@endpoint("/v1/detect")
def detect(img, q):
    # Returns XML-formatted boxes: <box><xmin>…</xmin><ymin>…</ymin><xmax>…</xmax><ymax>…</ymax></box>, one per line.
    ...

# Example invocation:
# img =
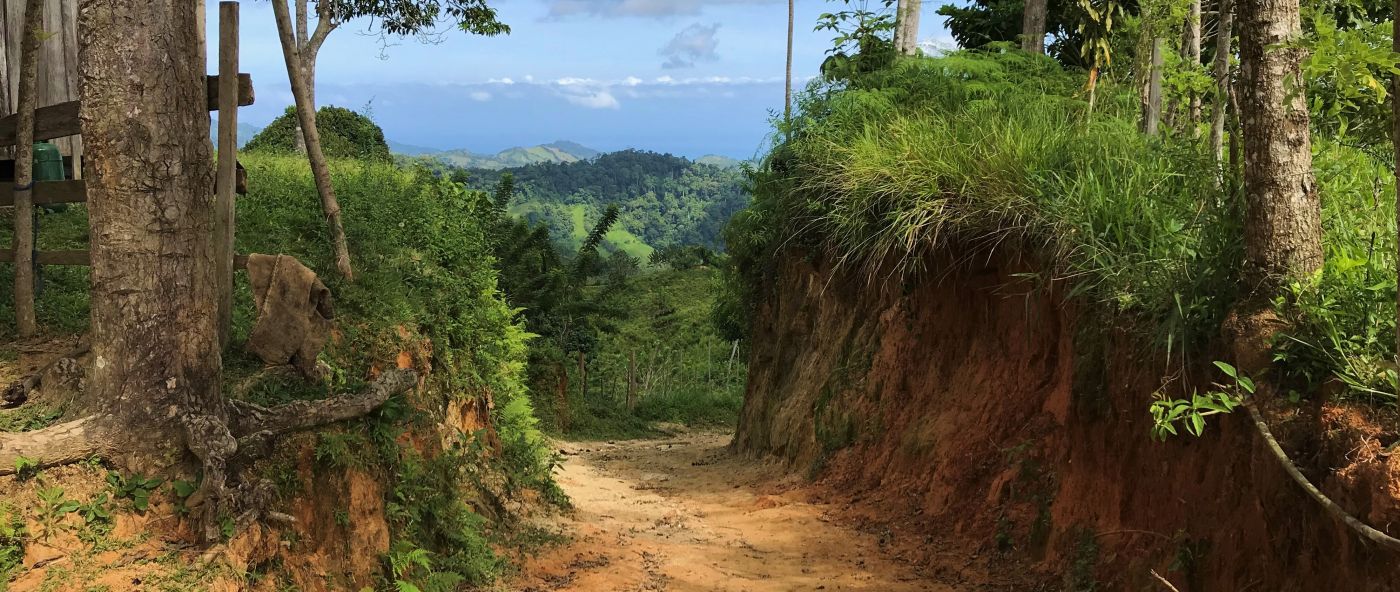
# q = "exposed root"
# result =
<box><xmin>1245</xmin><ymin>398</ymin><xmax>1400</xmax><ymax>550</ymax></box>
<box><xmin>182</xmin><ymin>368</ymin><xmax>417</xmax><ymax>542</ymax></box>
<box><xmin>1</xmin><ymin>340</ymin><xmax>90</xmax><ymax>409</ymax></box>
<box><xmin>0</xmin><ymin>414</ymin><xmax>108</xmax><ymax>474</ymax></box>
<box><xmin>227</xmin><ymin>368</ymin><xmax>418</xmax><ymax>437</ymax></box>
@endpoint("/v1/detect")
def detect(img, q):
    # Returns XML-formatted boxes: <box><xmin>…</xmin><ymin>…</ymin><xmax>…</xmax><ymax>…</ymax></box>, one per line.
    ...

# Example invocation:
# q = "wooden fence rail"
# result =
<box><xmin>0</xmin><ymin>74</ymin><xmax>252</xmax><ymax>147</ymax></box>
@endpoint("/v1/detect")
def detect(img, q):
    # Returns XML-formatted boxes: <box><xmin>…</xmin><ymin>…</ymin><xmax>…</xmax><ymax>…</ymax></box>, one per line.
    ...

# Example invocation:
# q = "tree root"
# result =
<box><xmin>1</xmin><ymin>340</ymin><xmax>90</xmax><ymax>409</ymax></box>
<box><xmin>1244</xmin><ymin>398</ymin><xmax>1400</xmax><ymax>551</ymax></box>
<box><xmin>1</xmin><ymin>369</ymin><xmax>418</xmax><ymax>545</ymax></box>
<box><xmin>226</xmin><ymin>368</ymin><xmax>417</xmax><ymax>437</ymax></box>
<box><xmin>188</xmin><ymin>368</ymin><xmax>418</xmax><ymax>542</ymax></box>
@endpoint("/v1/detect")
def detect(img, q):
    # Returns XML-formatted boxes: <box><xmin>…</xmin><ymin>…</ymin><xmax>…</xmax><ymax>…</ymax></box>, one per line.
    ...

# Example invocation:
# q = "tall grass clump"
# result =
<box><xmin>730</xmin><ymin>47</ymin><xmax>1399</xmax><ymax>404</ymax></box>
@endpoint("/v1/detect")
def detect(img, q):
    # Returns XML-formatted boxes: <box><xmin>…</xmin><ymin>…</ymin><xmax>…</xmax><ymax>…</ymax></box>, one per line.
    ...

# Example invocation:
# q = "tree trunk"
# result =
<box><xmin>895</xmin><ymin>0</ymin><xmax>922</xmax><ymax>55</ymax></box>
<box><xmin>1236</xmin><ymin>0</ymin><xmax>1322</xmax><ymax>289</ymax></box>
<box><xmin>11</xmin><ymin>0</ymin><xmax>42</xmax><ymax>338</ymax></box>
<box><xmin>1210</xmin><ymin>0</ymin><xmax>1236</xmax><ymax>165</ymax></box>
<box><xmin>80</xmin><ymin>0</ymin><xmax>223</xmax><ymax>459</ymax></box>
<box><xmin>1393</xmin><ymin>0</ymin><xmax>1399</xmax><ymax>371</ymax></box>
<box><xmin>1021</xmin><ymin>0</ymin><xmax>1048</xmax><ymax>54</ymax></box>
<box><xmin>784</xmin><ymin>0</ymin><xmax>793</xmax><ymax>123</ymax></box>
<box><xmin>1144</xmin><ymin>38</ymin><xmax>1165</xmax><ymax>135</ymax></box>
<box><xmin>271</xmin><ymin>0</ymin><xmax>353</xmax><ymax>280</ymax></box>
<box><xmin>1184</xmin><ymin>0</ymin><xmax>1204</xmax><ymax>131</ymax></box>
<box><xmin>0</xmin><ymin>0</ymin><xmax>415</xmax><ymax>539</ymax></box>
<box><xmin>627</xmin><ymin>350</ymin><xmax>637</xmax><ymax>411</ymax></box>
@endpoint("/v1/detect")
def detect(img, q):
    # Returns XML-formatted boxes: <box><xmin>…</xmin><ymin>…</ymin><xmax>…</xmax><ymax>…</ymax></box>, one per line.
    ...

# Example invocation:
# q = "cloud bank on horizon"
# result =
<box><xmin>211</xmin><ymin>0</ymin><xmax>953</xmax><ymax>159</ymax></box>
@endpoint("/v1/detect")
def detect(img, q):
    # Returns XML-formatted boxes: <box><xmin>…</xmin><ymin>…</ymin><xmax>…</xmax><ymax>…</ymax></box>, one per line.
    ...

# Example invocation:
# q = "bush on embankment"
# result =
<box><xmin>728</xmin><ymin>47</ymin><xmax>1399</xmax><ymax>407</ymax></box>
<box><xmin>0</xmin><ymin>153</ymin><xmax>562</xmax><ymax>588</ymax></box>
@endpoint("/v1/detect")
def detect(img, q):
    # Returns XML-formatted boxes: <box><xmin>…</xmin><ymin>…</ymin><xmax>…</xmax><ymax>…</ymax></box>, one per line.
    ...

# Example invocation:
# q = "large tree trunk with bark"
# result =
<box><xmin>1209</xmin><ymin>0</ymin><xmax>1235</xmax><ymax>164</ymax></box>
<box><xmin>1021</xmin><ymin>0</ymin><xmax>1047</xmax><ymax>53</ymax></box>
<box><xmin>0</xmin><ymin>0</ymin><xmax>414</xmax><ymax>544</ymax></box>
<box><xmin>1236</xmin><ymin>0</ymin><xmax>1322</xmax><ymax>290</ymax></box>
<box><xmin>272</xmin><ymin>0</ymin><xmax>351</xmax><ymax>280</ymax></box>
<box><xmin>79</xmin><ymin>0</ymin><xmax>223</xmax><ymax>460</ymax></box>
<box><xmin>894</xmin><ymin>0</ymin><xmax>922</xmax><ymax>55</ymax></box>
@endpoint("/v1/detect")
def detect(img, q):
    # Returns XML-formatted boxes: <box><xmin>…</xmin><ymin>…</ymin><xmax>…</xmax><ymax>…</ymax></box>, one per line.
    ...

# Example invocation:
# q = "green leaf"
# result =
<box><xmin>1188</xmin><ymin>413</ymin><xmax>1206</xmax><ymax>436</ymax></box>
<box><xmin>1213</xmin><ymin>361</ymin><xmax>1238</xmax><ymax>379</ymax></box>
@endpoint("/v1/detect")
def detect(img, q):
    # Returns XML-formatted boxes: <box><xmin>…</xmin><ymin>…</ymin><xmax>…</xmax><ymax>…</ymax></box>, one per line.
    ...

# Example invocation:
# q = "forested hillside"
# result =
<box><xmin>465</xmin><ymin>149</ymin><xmax>748</xmax><ymax>253</ymax></box>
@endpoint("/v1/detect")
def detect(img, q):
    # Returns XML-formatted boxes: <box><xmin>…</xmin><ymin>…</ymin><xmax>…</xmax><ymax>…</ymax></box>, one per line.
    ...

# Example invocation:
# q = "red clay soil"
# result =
<box><xmin>734</xmin><ymin>252</ymin><xmax>1400</xmax><ymax>591</ymax></box>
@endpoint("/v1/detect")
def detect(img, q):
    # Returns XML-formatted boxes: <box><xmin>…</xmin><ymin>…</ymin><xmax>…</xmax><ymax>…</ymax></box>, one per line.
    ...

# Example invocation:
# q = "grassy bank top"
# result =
<box><xmin>729</xmin><ymin>48</ymin><xmax>1398</xmax><ymax>405</ymax></box>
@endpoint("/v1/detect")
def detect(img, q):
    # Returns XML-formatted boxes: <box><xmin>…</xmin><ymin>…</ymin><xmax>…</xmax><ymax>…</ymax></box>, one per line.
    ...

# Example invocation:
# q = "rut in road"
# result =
<box><xmin>509</xmin><ymin>431</ymin><xmax>953</xmax><ymax>592</ymax></box>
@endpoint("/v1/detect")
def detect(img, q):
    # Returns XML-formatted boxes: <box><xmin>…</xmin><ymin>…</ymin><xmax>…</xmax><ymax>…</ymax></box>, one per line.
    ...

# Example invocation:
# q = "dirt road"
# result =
<box><xmin>508</xmin><ymin>430</ymin><xmax>952</xmax><ymax>592</ymax></box>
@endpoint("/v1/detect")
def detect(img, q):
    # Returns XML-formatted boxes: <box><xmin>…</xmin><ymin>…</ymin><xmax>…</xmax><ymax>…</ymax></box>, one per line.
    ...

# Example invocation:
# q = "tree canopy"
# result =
<box><xmin>245</xmin><ymin>106</ymin><xmax>393</xmax><ymax>162</ymax></box>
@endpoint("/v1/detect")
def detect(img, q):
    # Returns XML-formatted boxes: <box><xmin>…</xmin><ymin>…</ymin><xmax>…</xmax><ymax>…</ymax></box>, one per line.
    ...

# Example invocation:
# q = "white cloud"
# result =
<box><xmin>562</xmin><ymin>89</ymin><xmax>620</xmax><ymax>109</ymax></box>
<box><xmin>660</xmin><ymin>22</ymin><xmax>721</xmax><ymax>69</ymax></box>
<box><xmin>469</xmin><ymin>91</ymin><xmax>492</xmax><ymax>102</ymax></box>
<box><xmin>488</xmin><ymin>77</ymin><xmax>515</xmax><ymax>85</ymax></box>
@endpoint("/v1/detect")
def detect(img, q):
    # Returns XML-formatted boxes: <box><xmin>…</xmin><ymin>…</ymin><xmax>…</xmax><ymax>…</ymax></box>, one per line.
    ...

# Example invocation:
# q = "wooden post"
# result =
<box><xmin>214</xmin><ymin>1</ymin><xmax>239</xmax><ymax>347</ymax></box>
<box><xmin>12</xmin><ymin>0</ymin><xmax>44</xmax><ymax>338</ymax></box>
<box><xmin>627</xmin><ymin>350</ymin><xmax>637</xmax><ymax>411</ymax></box>
<box><xmin>578</xmin><ymin>350</ymin><xmax>587</xmax><ymax>401</ymax></box>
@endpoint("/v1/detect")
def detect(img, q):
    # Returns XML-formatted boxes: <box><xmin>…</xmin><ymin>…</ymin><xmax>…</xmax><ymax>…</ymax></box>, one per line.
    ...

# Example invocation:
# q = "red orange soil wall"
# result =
<box><xmin>735</xmin><ymin>252</ymin><xmax>1400</xmax><ymax>590</ymax></box>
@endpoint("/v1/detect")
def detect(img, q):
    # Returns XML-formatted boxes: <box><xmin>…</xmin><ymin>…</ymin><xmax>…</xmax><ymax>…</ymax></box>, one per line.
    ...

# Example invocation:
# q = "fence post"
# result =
<box><xmin>627</xmin><ymin>350</ymin><xmax>637</xmax><ymax>411</ymax></box>
<box><xmin>215</xmin><ymin>1</ymin><xmax>239</xmax><ymax>347</ymax></box>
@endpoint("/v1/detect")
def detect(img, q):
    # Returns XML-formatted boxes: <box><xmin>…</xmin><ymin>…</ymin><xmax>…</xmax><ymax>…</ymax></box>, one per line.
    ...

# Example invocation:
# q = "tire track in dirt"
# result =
<box><xmin>508</xmin><ymin>430</ymin><xmax>953</xmax><ymax>592</ymax></box>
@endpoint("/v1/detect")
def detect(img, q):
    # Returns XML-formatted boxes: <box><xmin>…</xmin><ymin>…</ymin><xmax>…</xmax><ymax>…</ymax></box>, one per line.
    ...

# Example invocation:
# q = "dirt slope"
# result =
<box><xmin>509</xmin><ymin>431</ymin><xmax>956</xmax><ymax>592</ymax></box>
<box><xmin>735</xmin><ymin>252</ymin><xmax>1400</xmax><ymax>591</ymax></box>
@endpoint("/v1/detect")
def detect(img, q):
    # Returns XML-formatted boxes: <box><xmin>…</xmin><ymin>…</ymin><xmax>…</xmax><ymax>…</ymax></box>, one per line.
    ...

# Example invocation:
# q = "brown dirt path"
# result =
<box><xmin>506</xmin><ymin>430</ymin><xmax>954</xmax><ymax>592</ymax></box>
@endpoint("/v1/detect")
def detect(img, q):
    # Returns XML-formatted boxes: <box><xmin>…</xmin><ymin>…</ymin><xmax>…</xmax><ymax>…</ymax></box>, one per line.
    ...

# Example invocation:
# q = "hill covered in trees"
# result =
<box><xmin>463</xmin><ymin>149</ymin><xmax>748</xmax><ymax>254</ymax></box>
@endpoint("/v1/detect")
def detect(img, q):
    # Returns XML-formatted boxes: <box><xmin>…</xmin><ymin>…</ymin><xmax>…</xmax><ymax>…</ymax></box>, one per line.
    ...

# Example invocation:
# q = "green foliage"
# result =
<box><xmin>1297</xmin><ymin>7</ymin><xmax>1400</xmax><ymax>147</ymax></box>
<box><xmin>1149</xmin><ymin>362</ymin><xmax>1249</xmax><ymax>440</ymax></box>
<box><xmin>649</xmin><ymin>245</ymin><xmax>720</xmax><ymax>271</ymax></box>
<box><xmin>107</xmin><ymin>472</ymin><xmax>164</xmax><ymax>512</ymax></box>
<box><xmin>13</xmin><ymin>455</ymin><xmax>39</xmax><ymax>481</ymax></box>
<box><xmin>245</xmin><ymin>106</ymin><xmax>393</xmax><ymax>162</ymax></box>
<box><xmin>35</xmin><ymin>484</ymin><xmax>79</xmax><ymax>540</ymax></box>
<box><xmin>463</xmin><ymin>149</ymin><xmax>747</xmax><ymax>253</ymax></box>
<box><xmin>0</xmin><ymin>504</ymin><xmax>24</xmax><ymax>580</ymax></box>
<box><xmin>322</xmin><ymin>0</ymin><xmax>509</xmax><ymax>37</ymax></box>
<box><xmin>730</xmin><ymin>46</ymin><xmax>1400</xmax><ymax>423</ymax></box>
<box><xmin>0</xmin><ymin>403</ymin><xmax>64</xmax><ymax>433</ymax></box>
<box><xmin>816</xmin><ymin>0</ymin><xmax>897</xmax><ymax>82</ymax></box>
<box><xmin>556</xmin><ymin>268</ymin><xmax>747</xmax><ymax>439</ymax></box>
<box><xmin>938</xmin><ymin>0</ymin><xmax>1091</xmax><ymax>67</ymax></box>
<box><xmin>732</xmin><ymin>50</ymin><xmax>1240</xmax><ymax>363</ymax></box>
<box><xmin>1271</xmin><ymin>142</ymin><xmax>1400</xmax><ymax>402</ymax></box>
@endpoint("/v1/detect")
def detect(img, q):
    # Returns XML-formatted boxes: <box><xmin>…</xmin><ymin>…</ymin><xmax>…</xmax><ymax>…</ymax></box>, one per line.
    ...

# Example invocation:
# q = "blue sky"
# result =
<box><xmin>208</xmin><ymin>1</ymin><xmax>952</xmax><ymax>159</ymax></box>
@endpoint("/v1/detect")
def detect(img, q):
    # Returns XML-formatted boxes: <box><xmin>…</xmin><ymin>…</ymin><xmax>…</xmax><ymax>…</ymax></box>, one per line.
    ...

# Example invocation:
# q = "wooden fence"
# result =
<box><xmin>1</xmin><ymin>1</ymin><xmax>252</xmax><ymax>343</ymax></box>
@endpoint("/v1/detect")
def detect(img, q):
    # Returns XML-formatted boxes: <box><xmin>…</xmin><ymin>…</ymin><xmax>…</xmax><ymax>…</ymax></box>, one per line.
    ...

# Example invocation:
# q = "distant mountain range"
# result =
<box><xmin>393</xmin><ymin>140</ymin><xmax>747</xmax><ymax>171</ymax></box>
<box><xmin>210</xmin><ymin>119</ymin><xmax>263</xmax><ymax>148</ymax></box>
<box><xmin>404</xmin><ymin>140</ymin><xmax>601</xmax><ymax>170</ymax></box>
<box><xmin>224</xmin><ymin>120</ymin><xmax>746</xmax><ymax>172</ymax></box>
